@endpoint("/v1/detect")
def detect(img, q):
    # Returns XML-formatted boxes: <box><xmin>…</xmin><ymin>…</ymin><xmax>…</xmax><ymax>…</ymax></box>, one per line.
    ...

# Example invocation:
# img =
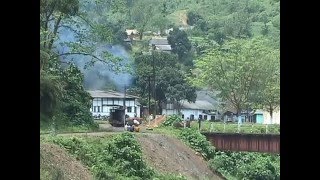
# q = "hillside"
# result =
<box><xmin>40</xmin><ymin>143</ymin><xmax>93</xmax><ymax>180</ymax></box>
<box><xmin>136</xmin><ymin>133</ymin><xmax>224</xmax><ymax>180</ymax></box>
<box><xmin>41</xmin><ymin>132</ymin><xmax>224</xmax><ymax>180</ymax></box>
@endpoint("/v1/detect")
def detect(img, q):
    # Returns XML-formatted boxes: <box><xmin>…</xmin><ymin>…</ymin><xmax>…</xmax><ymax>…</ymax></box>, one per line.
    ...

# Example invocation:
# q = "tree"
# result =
<box><xmin>158</xmin><ymin>67</ymin><xmax>197</xmax><ymax>114</ymax></box>
<box><xmin>40</xmin><ymin>0</ymin><xmax>80</xmax><ymax>50</ymax></box>
<box><xmin>40</xmin><ymin>0</ymin><xmax>127</xmax><ymax>69</ymax></box>
<box><xmin>187</xmin><ymin>11</ymin><xmax>203</xmax><ymax>26</ymax></box>
<box><xmin>191</xmin><ymin>38</ymin><xmax>274</xmax><ymax>120</ymax></box>
<box><xmin>59</xmin><ymin>64</ymin><xmax>94</xmax><ymax>125</ymax></box>
<box><xmin>259</xmin><ymin>51</ymin><xmax>280</xmax><ymax>124</ymax></box>
<box><xmin>133</xmin><ymin>51</ymin><xmax>196</xmax><ymax>114</ymax></box>
<box><xmin>40</xmin><ymin>0</ymin><xmax>127</xmax><ymax>127</ymax></box>
<box><xmin>150</xmin><ymin>14</ymin><xmax>170</xmax><ymax>35</ymax></box>
<box><xmin>167</xmin><ymin>28</ymin><xmax>192</xmax><ymax>64</ymax></box>
<box><xmin>131</xmin><ymin>0</ymin><xmax>157</xmax><ymax>40</ymax></box>
<box><xmin>223</xmin><ymin>11</ymin><xmax>252</xmax><ymax>38</ymax></box>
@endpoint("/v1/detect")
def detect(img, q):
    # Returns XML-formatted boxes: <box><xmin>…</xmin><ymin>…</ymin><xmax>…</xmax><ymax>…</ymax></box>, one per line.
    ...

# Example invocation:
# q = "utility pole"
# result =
<box><xmin>152</xmin><ymin>44</ymin><xmax>156</xmax><ymax>119</ymax></box>
<box><xmin>148</xmin><ymin>76</ymin><xmax>151</xmax><ymax>118</ymax></box>
<box><xmin>123</xmin><ymin>85</ymin><xmax>126</xmax><ymax>129</ymax></box>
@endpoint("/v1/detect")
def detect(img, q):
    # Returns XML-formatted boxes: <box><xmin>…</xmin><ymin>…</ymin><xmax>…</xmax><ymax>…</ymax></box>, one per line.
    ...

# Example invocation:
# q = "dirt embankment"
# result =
<box><xmin>40</xmin><ymin>130</ymin><xmax>224</xmax><ymax>179</ymax></box>
<box><xmin>40</xmin><ymin>143</ymin><xmax>93</xmax><ymax>180</ymax></box>
<box><xmin>136</xmin><ymin>133</ymin><xmax>224</xmax><ymax>180</ymax></box>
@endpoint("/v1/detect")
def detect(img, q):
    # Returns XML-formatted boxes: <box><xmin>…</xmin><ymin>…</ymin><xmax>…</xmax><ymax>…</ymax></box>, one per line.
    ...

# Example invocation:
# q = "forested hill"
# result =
<box><xmin>100</xmin><ymin>0</ymin><xmax>280</xmax><ymax>48</ymax></box>
<box><xmin>40</xmin><ymin>0</ymin><xmax>279</xmax><ymax>128</ymax></box>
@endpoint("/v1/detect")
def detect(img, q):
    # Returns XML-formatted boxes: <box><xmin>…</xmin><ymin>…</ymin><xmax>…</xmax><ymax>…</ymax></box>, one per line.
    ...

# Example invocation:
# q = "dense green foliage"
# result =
<box><xmin>191</xmin><ymin>38</ymin><xmax>279</xmax><ymax>118</ymax></box>
<box><xmin>131</xmin><ymin>52</ymin><xmax>196</xmax><ymax>114</ymax></box>
<box><xmin>190</xmin><ymin>121</ymin><xmax>280</xmax><ymax>134</ymax></box>
<box><xmin>40</xmin><ymin>0</ymin><xmax>128</xmax><ymax>129</ymax></box>
<box><xmin>155</xmin><ymin>125</ymin><xmax>280</xmax><ymax>180</ymax></box>
<box><xmin>44</xmin><ymin>133</ymin><xmax>186</xmax><ymax>179</ymax></box>
<box><xmin>179</xmin><ymin>128</ymin><xmax>215</xmax><ymax>160</ymax></box>
<box><xmin>210</xmin><ymin>151</ymin><xmax>280</xmax><ymax>180</ymax></box>
<box><xmin>162</xmin><ymin>115</ymin><xmax>183</xmax><ymax>127</ymax></box>
<box><xmin>168</xmin><ymin>0</ymin><xmax>279</xmax><ymax>48</ymax></box>
<box><xmin>40</xmin><ymin>50</ymin><xmax>95</xmax><ymax>128</ymax></box>
<box><xmin>167</xmin><ymin>28</ymin><xmax>193</xmax><ymax>66</ymax></box>
<box><xmin>51</xmin><ymin>133</ymin><xmax>154</xmax><ymax>179</ymax></box>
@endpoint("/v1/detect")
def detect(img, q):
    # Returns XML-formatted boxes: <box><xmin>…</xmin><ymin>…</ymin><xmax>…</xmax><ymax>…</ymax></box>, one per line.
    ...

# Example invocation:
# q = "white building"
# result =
<box><xmin>262</xmin><ymin>108</ymin><xmax>280</xmax><ymax>124</ymax></box>
<box><xmin>87</xmin><ymin>90</ymin><xmax>141</xmax><ymax>118</ymax></box>
<box><xmin>162</xmin><ymin>100</ymin><xmax>217</xmax><ymax>121</ymax></box>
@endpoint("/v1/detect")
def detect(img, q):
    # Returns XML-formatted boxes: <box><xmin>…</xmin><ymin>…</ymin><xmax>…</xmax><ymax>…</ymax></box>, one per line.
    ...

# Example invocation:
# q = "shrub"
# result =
<box><xmin>179</xmin><ymin>128</ymin><xmax>215</xmax><ymax>160</ymax></box>
<box><xmin>209</xmin><ymin>151</ymin><xmax>280</xmax><ymax>180</ymax></box>
<box><xmin>46</xmin><ymin>133</ymin><xmax>155</xmax><ymax>179</ymax></box>
<box><xmin>162</xmin><ymin>115</ymin><xmax>183</xmax><ymax>127</ymax></box>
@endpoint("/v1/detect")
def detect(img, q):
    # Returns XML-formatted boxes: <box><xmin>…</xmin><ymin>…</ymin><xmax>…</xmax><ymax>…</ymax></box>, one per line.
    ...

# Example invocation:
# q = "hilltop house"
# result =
<box><xmin>149</xmin><ymin>37</ymin><xmax>172</xmax><ymax>53</ymax></box>
<box><xmin>161</xmin><ymin>91</ymin><xmax>220</xmax><ymax>120</ymax></box>
<box><xmin>162</xmin><ymin>90</ymin><xmax>280</xmax><ymax>124</ymax></box>
<box><xmin>221</xmin><ymin>108</ymin><xmax>280</xmax><ymax>125</ymax></box>
<box><xmin>124</xmin><ymin>29</ymin><xmax>140</xmax><ymax>44</ymax></box>
<box><xmin>88</xmin><ymin>90</ymin><xmax>141</xmax><ymax>118</ymax></box>
<box><xmin>162</xmin><ymin>100</ymin><xmax>218</xmax><ymax>120</ymax></box>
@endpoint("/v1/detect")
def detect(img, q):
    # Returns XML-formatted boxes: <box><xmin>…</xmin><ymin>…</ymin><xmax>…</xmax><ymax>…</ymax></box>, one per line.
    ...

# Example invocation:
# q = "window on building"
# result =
<box><xmin>134</xmin><ymin>107</ymin><xmax>137</xmax><ymax>113</ymax></box>
<box><xmin>204</xmin><ymin>115</ymin><xmax>207</xmax><ymax>120</ymax></box>
<box><xmin>94</xmin><ymin>106</ymin><xmax>97</xmax><ymax>112</ymax></box>
<box><xmin>182</xmin><ymin>114</ymin><xmax>184</xmax><ymax>119</ymax></box>
<box><xmin>211</xmin><ymin>116</ymin><xmax>215</xmax><ymax>120</ymax></box>
<box><xmin>199</xmin><ymin>115</ymin><xmax>202</xmax><ymax>120</ymax></box>
<box><xmin>190</xmin><ymin>114</ymin><xmax>194</xmax><ymax>120</ymax></box>
<box><xmin>97</xmin><ymin>106</ymin><xmax>100</xmax><ymax>112</ymax></box>
<box><xmin>127</xmin><ymin>106</ymin><xmax>132</xmax><ymax>113</ymax></box>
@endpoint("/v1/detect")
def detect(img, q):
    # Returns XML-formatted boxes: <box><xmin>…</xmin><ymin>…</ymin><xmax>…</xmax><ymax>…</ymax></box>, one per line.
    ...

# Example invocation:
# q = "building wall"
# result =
<box><xmin>162</xmin><ymin>108</ymin><xmax>215</xmax><ymax>120</ymax></box>
<box><xmin>136</xmin><ymin>105</ymin><xmax>141</xmax><ymax>118</ymax></box>
<box><xmin>90</xmin><ymin>97</ymin><xmax>140</xmax><ymax>118</ymax></box>
<box><xmin>256</xmin><ymin>114</ymin><xmax>264</xmax><ymax>124</ymax></box>
<box><xmin>263</xmin><ymin>110</ymin><xmax>280</xmax><ymax>124</ymax></box>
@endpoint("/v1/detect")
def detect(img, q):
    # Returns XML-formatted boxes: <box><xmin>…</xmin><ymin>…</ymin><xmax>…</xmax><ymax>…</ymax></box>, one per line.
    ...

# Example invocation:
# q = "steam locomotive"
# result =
<box><xmin>109</xmin><ymin>106</ymin><xmax>142</xmax><ymax>127</ymax></box>
<box><xmin>109</xmin><ymin>107</ymin><xmax>126</xmax><ymax>127</ymax></box>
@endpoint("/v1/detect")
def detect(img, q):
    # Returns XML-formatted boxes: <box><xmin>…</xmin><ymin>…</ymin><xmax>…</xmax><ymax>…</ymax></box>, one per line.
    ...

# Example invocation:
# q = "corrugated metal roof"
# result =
<box><xmin>149</xmin><ymin>38</ymin><xmax>169</xmax><ymax>45</ymax></box>
<box><xmin>181</xmin><ymin>100</ymin><xmax>215</xmax><ymax>110</ymax></box>
<box><xmin>87</xmin><ymin>90</ymin><xmax>139</xmax><ymax>99</ymax></box>
<box><xmin>155</xmin><ymin>45</ymin><xmax>172</xmax><ymax>51</ymax></box>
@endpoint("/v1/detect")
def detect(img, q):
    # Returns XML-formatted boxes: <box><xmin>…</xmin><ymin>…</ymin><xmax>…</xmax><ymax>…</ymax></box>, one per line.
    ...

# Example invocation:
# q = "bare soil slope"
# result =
<box><xmin>136</xmin><ymin>133</ymin><xmax>224</xmax><ymax>180</ymax></box>
<box><xmin>40</xmin><ymin>143</ymin><xmax>93</xmax><ymax>180</ymax></box>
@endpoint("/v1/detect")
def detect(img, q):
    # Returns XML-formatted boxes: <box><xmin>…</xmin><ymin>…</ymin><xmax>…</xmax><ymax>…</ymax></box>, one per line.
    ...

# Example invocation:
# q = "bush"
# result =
<box><xmin>209</xmin><ymin>151</ymin><xmax>280</xmax><ymax>180</ymax></box>
<box><xmin>46</xmin><ymin>133</ymin><xmax>155</xmax><ymax>179</ymax></box>
<box><xmin>179</xmin><ymin>128</ymin><xmax>215</xmax><ymax>160</ymax></box>
<box><xmin>162</xmin><ymin>115</ymin><xmax>183</xmax><ymax>127</ymax></box>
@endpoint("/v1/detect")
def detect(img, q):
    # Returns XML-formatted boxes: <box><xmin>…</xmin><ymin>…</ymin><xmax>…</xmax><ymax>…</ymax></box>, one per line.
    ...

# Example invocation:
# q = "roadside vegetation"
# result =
<box><xmin>41</xmin><ymin>133</ymin><xmax>187</xmax><ymax>180</ymax></box>
<box><xmin>154</xmin><ymin>115</ymin><xmax>280</xmax><ymax>180</ymax></box>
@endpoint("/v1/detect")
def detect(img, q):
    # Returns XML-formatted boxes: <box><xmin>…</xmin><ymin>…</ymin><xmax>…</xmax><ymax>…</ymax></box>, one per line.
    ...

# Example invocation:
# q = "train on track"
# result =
<box><xmin>109</xmin><ymin>106</ymin><xmax>142</xmax><ymax>127</ymax></box>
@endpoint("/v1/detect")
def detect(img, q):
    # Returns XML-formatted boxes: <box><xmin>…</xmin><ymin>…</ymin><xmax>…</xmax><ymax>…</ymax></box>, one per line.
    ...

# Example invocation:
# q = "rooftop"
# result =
<box><xmin>87</xmin><ymin>90</ymin><xmax>139</xmax><ymax>99</ymax></box>
<box><xmin>149</xmin><ymin>38</ymin><xmax>169</xmax><ymax>46</ymax></box>
<box><xmin>155</xmin><ymin>44</ymin><xmax>172</xmax><ymax>51</ymax></box>
<box><xmin>181</xmin><ymin>100</ymin><xmax>215</xmax><ymax>110</ymax></box>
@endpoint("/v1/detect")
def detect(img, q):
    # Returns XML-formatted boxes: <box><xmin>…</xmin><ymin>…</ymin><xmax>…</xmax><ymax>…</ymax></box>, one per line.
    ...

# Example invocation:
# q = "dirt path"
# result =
<box><xmin>136</xmin><ymin>133</ymin><xmax>224</xmax><ymax>180</ymax></box>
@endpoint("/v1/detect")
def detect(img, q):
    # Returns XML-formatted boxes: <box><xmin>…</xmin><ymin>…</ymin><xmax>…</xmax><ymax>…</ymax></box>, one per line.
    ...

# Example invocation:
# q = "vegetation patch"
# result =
<box><xmin>210</xmin><ymin>151</ymin><xmax>280</xmax><ymax>180</ymax></box>
<box><xmin>43</xmin><ymin>133</ymin><xmax>186</xmax><ymax>180</ymax></box>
